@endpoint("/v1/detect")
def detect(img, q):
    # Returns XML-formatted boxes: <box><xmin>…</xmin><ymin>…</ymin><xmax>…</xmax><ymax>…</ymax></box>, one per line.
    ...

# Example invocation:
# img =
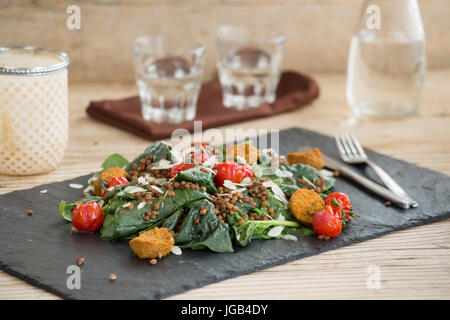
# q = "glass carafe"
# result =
<box><xmin>347</xmin><ymin>0</ymin><xmax>426</xmax><ymax>118</ymax></box>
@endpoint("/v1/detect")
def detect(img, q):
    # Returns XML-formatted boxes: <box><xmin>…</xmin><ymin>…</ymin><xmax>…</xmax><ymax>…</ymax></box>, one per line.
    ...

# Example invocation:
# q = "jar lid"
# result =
<box><xmin>0</xmin><ymin>46</ymin><xmax>70</xmax><ymax>76</ymax></box>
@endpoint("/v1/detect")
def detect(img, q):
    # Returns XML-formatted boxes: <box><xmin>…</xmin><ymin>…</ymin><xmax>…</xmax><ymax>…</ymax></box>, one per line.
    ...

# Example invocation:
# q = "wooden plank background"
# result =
<box><xmin>0</xmin><ymin>0</ymin><xmax>449</xmax><ymax>83</ymax></box>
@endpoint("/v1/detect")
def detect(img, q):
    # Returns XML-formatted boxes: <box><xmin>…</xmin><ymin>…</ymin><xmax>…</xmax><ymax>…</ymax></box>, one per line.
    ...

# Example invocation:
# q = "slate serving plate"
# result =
<box><xmin>0</xmin><ymin>127</ymin><xmax>449</xmax><ymax>300</ymax></box>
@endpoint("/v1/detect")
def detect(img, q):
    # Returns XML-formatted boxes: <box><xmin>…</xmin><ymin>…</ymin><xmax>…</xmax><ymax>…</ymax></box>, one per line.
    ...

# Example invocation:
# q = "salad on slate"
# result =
<box><xmin>60</xmin><ymin>141</ymin><xmax>356</xmax><ymax>262</ymax></box>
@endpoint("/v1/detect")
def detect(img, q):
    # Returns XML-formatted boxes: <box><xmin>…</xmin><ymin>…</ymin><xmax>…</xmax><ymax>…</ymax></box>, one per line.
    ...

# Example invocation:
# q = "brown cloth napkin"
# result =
<box><xmin>86</xmin><ymin>71</ymin><xmax>319</xmax><ymax>140</ymax></box>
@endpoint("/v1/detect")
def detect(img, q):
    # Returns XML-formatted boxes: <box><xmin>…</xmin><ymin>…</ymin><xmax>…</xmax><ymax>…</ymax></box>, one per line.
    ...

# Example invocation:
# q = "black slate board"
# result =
<box><xmin>0</xmin><ymin>127</ymin><xmax>449</xmax><ymax>300</ymax></box>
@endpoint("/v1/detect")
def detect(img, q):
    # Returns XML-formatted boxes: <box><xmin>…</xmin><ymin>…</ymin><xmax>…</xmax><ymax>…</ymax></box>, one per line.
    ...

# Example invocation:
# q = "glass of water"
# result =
<box><xmin>133</xmin><ymin>36</ymin><xmax>205</xmax><ymax>123</ymax></box>
<box><xmin>346</xmin><ymin>0</ymin><xmax>426</xmax><ymax>118</ymax></box>
<box><xmin>215</xmin><ymin>25</ymin><xmax>285</xmax><ymax>110</ymax></box>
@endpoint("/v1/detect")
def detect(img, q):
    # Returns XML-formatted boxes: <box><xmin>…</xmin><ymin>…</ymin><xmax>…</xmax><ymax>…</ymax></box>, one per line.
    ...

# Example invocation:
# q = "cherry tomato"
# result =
<box><xmin>213</xmin><ymin>160</ymin><xmax>254</xmax><ymax>186</ymax></box>
<box><xmin>312</xmin><ymin>206</ymin><xmax>342</xmax><ymax>238</ymax></box>
<box><xmin>325</xmin><ymin>192</ymin><xmax>352</xmax><ymax>220</ymax></box>
<box><xmin>101</xmin><ymin>176</ymin><xmax>129</xmax><ymax>197</ymax></box>
<box><xmin>170</xmin><ymin>162</ymin><xmax>195</xmax><ymax>178</ymax></box>
<box><xmin>72</xmin><ymin>202</ymin><xmax>105</xmax><ymax>232</ymax></box>
<box><xmin>188</xmin><ymin>152</ymin><xmax>209</xmax><ymax>165</ymax></box>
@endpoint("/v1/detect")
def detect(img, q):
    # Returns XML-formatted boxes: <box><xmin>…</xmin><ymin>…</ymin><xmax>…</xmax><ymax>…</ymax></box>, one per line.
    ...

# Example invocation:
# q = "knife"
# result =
<box><xmin>297</xmin><ymin>147</ymin><xmax>416</xmax><ymax>209</ymax></box>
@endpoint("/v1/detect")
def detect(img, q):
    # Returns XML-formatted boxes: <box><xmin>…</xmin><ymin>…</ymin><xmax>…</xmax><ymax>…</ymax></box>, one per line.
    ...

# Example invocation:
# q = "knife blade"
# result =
<box><xmin>295</xmin><ymin>146</ymin><xmax>415</xmax><ymax>209</ymax></box>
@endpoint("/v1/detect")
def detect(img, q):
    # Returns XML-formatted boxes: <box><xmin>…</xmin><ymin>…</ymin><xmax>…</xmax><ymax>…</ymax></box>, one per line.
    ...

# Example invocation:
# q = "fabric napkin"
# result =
<box><xmin>86</xmin><ymin>71</ymin><xmax>319</xmax><ymax>140</ymax></box>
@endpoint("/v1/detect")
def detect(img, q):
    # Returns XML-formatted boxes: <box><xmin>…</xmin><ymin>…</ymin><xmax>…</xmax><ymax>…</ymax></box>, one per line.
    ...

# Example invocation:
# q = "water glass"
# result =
<box><xmin>215</xmin><ymin>25</ymin><xmax>285</xmax><ymax>110</ymax></box>
<box><xmin>346</xmin><ymin>0</ymin><xmax>426</xmax><ymax>118</ymax></box>
<box><xmin>133</xmin><ymin>36</ymin><xmax>205</xmax><ymax>123</ymax></box>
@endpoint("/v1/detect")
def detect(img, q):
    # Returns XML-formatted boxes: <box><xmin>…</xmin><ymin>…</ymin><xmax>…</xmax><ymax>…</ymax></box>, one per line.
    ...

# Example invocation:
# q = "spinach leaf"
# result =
<box><xmin>286</xmin><ymin>226</ymin><xmax>316</xmax><ymax>237</ymax></box>
<box><xmin>278</xmin><ymin>183</ymin><xmax>299</xmax><ymax>197</ymax></box>
<box><xmin>101</xmin><ymin>188</ymin><xmax>210</xmax><ymax>240</ymax></box>
<box><xmin>59</xmin><ymin>196</ymin><xmax>103</xmax><ymax>222</ymax></box>
<box><xmin>125</xmin><ymin>141</ymin><xmax>173</xmax><ymax>172</ymax></box>
<box><xmin>280</xmin><ymin>163</ymin><xmax>335</xmax><ymax>191</ymax></box>
<box><xmin>161</xmin><ymin>209</ymin><xmax>184</xmax><ymax>231</ymax></box>
<box><xmin>91</xmin><ymin>153</ymin><xmax>129</xmax><ymax>178</ymax></box>
<box><xmin>101</xmin><ymin>153</ymin><xmax>129</xmax><ymax>171</ymax></box>
<box><xmin>101</xmin><ymin>196</ymin><xmax>132</xmax><ymax>216</ymax></box>
<box><xmin>232</xmin><ymin>220</ymin><xmax>300</xmax><ymax>247</ymax></box>
<box><xmin>174</xmin><ymin>167</ymin><xmax>218</xmax><ymax>194</ymax></box>
<box><xmin>59</xmin><ymin>201</ymin><xmax>72</xmax><ymax>222</ymax></box>
<box><xmin>175</xmin><ymin>199</ymin><xmax>233</xmax><ymax>253</ymax></box>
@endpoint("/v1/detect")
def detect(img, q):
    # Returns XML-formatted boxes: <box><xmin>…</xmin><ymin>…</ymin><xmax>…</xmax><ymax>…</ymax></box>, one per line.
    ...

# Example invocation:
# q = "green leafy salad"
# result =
<box><xmin>60</xmin><ymin>140</ymin><xmax>354</xmax><ymax>261</ymax></box>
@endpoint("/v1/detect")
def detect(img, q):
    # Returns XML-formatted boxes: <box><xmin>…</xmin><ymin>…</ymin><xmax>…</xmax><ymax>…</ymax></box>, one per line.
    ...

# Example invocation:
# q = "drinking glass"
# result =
<box><xmin>0</xmin><ymin>46</ymin><xmax>69</xmax><ymax>175</ymax></box>
<box><xmin>215</xmin><ymin>25</ymin><xmax>285</xmax><ymax>110</ymax></box>
<box><xmin>133</xmin><ymin>36</ymin><xmax>205</xmax><ymax>123</ymax></box>
<box><xmin>347</xmin><ymin>0</ymin><xmax>426</xmax><ymax>118</ymax></box>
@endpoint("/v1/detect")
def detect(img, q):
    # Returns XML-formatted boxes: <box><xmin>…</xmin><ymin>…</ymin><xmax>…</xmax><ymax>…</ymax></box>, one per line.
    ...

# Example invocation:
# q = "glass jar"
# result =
<box><xmin>0</xmin><ymin>47</ymin><xmax>70</xmax><ymax>175</ymax></box>
<box><xmin>346</xmin><ymin>0</ymin><xmax>426</xmax><ymax>118</ymax></box>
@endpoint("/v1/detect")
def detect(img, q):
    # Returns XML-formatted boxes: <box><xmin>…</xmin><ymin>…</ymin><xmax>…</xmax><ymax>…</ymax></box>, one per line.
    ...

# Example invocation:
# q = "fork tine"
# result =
<box><xmin>339</xmin><ymin>134</ymin><xmax>353</xmax><ymax>156</ymax></box>
<box><xmin>344</xmin><ymin>133</ymin><xmax>358</xmax><ymax>155</ymax></box>
<box><xmin>350</xmin><ymin>133</ymin><xmax>366</xmax><ymax>156</ymax></box>
<box><xmin>334</xmin><ymin>134</ymin><xmax>347</xmax><ymax>156</ymax></box>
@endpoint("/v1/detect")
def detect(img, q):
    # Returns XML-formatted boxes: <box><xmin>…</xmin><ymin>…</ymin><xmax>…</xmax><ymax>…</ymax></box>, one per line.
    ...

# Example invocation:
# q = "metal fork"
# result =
<box><xmin>335</xmin><ymin>133</ymin><xmax>418</xmax><ymax>208</ymax></box>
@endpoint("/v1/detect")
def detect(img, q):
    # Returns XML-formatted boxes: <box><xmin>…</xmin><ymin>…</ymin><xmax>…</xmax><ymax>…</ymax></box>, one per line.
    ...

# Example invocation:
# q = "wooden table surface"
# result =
<box><xmin>0</xmin><ymin>71</ymin><xmax>449</xmax><ymax>300</ymax></box>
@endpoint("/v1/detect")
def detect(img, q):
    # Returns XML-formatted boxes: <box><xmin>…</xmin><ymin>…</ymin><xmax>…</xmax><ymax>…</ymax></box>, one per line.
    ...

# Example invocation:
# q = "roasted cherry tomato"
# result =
<box><xmin>170</xmin><ymin>162</ymin><xmax>195</xmax><ymax>178</ymax></box>
<box><xmin>188</xmin><ymin>152</ymin><xmax>209</xmax><ymax>165</ymax></box>
<box><xmin>312</xmin><ymin>206</ymin><xmax>342</xmax><ymax>238</ymax></box>
<box><xmin>101</xmin><ymin>176</ymin><xmax>129</xmax><ymax>197</ymax></box>
<box><xmin>72</xmin><ymin>202</ymin><xmax>105</xmax><ymax>232</ymax></box>
<box><xmin>213</xmin><ymin>160</ymin><xmax>254</xmax><ymax>186</ymax></box>
<box><xmin>325</xmin><ymin>192</ymin><xmax>352</xmax><ymax>220</ymax></box>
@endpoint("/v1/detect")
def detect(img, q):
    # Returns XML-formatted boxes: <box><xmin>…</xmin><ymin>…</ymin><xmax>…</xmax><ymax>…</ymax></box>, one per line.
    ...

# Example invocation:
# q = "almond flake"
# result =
<box><xmin>275</xmin><ymin>168</ymin><xmax>293</xmax><ymax>178</ymax></box>
<box><xmin>282</xmin><ymin>234</ymin><xmax>298</xmax><ymax>241</ymax></box>
<box><xmin>69</xmin><ymin>183</ymin><xmax>84</xmax><ymax>189</ymax></box>
<box><xmin>236</xmin><ymin>156</ymin><xmax>247</xmax><ymax>165</ymax></box>
<box><xmin>83</xmin><ymin>186</ymin><xmax>94</xmax><ymax>194</ymax></box>
<box><xmin>171</xmin><ymin>246</ymin><xmax>182</xmax><ymax>255</ymax></box>
<box><xmin>223</xmin><ymin>180</ymin><xmax>237</xmax><ymax>190</ymax></box>
<box><xmin>123</xmin><ymin>186</ymin><xmax>146</xmax><ymax>194</ymax></box>
<box><xmin>262</xmin><ymin>180</ymin><xmax>288</xmax><ymax>207</ymax></box>
<box><xmin>320</xmin><ymin>169</ymin><xmax>334</xmax><ymax>177</ymax></box>
<box><xmin>137</xmin><ymin>202</ymin><xmax>146</xmax><ymax>210</ymax></box>
<box><xmin>152</xmin><ymin>159</ymin><xmax>173</xmax><ymax>169</ymax></box>
<box><xmin>235</xmin><ymin>177</ymin><xmax>252</xmax><ymax>186</ymax></box>
<box><xmin>150</xmin><ymin>185</ymin><xmax>164</xmax><ymax>194</ymax></box>
<box><xmin>202</xmin><ymin>155</ymin><xmax>216</xmax><ymax>168</ymax></box>
<box><xmin>267</xmin><ymin>225</ymin><xmax>284</xmax><ymax>237</ymax></box>
<box><xmin>40</xmin><ymin>189</ymin><xmax>48</xmax><ymax>194</ymax></box>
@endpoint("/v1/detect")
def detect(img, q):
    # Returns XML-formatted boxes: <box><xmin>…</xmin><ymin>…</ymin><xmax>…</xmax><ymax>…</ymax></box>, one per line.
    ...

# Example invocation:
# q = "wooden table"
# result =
<box><xmin>1</xmin><ymin>71</ymin><xmax>449</xmax><ymax>300</ymax></box>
